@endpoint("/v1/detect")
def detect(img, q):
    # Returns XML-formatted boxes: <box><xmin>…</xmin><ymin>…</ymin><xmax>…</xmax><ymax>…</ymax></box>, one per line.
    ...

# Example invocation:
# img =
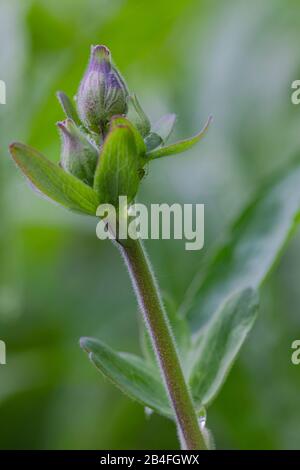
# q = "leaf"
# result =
<box><xmin>127</xmin><ymin>94</ymin><xmax>151</xmax><ymax>137</ymax></box>
<box><xmin>147</xmin><ymin>115</ymin><xmax>212</xmax><ymax>160</ymax></box>
<box><xmin>80</xmin><ymin>337</ymin><xmax>172</xmax><ymax>419</ymax></box>
<box><xmin>184</xmin><ymin>156</ymin><xmax>300</xmax><ymax>332</ymax></box>
<box><xmin>189</xmin><ymin>288</ymin><xmax>259</xmax><ymax>409</ymax></box>
<box><xmin>93</xmin><ymin>121</ymin><xmax>141</xmax><ymax>206</ymax></box>
<box><xmin>10</xmin><ymin>143</ymin><xmax>100</xmax><ymax>215</ymax></box>
<box><xmin>56</xmin><ymin>91</ymin><xmax>81</xmax><ymax>125</ymax></box>
<box><xmin>152</xmin><ymin>113</ymin><xmax>176</xmax><ymax>143</ymax></box>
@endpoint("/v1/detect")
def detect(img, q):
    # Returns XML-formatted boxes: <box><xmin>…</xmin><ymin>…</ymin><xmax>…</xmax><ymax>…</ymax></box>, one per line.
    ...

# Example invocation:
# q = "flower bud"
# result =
<box><xmin>76</xmin><ymin>45</ymin><xmax>129</xmax><ymax>133</ymax></box>
<box><xmin>57</xmin><ymin>118</ymin><xmax>99</xmax><ymax>186</ymax></box>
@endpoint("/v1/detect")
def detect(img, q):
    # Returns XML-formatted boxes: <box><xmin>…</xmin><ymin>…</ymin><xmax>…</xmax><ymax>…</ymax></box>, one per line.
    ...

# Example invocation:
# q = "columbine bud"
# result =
<box><xmin>57</xmin><ymin>118</ymin><xmax>99</xmax><ymax>186</ymax></box>
<box><xmin>76</xmin><ymin>45</ymin><xmax>129</xmax><ymax>133</ymax></box>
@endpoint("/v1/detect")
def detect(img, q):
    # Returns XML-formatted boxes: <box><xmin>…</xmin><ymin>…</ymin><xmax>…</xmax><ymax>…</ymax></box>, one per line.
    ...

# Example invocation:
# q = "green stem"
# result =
<box><xmin>117</xmin><ymin>238</ymin><xmax>207</xmax><ymax>450</ymax></box>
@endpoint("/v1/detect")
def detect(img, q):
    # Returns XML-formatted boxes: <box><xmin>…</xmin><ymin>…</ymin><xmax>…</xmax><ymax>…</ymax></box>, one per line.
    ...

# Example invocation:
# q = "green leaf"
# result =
<box><xmin>127</xmin><ymin>94</ymin><xmax>151</xmax><ymax>137</ymax></box>
<box><xmin>184</xmin><ymin>156</ymin><xmax>300</xmax><ymax>332</ymax></box>
<box><xmin>93</xmin><ymin>121</ymin><xmax>141</xmax><ymax>206</ymax></box>
<box><xmin>147</xmin><ymin>115</ymin><xmax>212</xmax><ymax>160</ymax></box>
<box><xmin>80</xmin><ymin>337</ymin><xmax>172</xmax><ymax>419</ymax></box>
<box><xmin>189</xmin><ymin>288</ymin><xmax>259</xmax><ymax>409</ymax></box>
<box><xmin>10</xmin><ymin>143</ymin><xmax>100</xmax><ymax>215</ymax></box>
<box><xmin>56</xmin><ymin>91</ymin><xmax>81</xmax><ymax>125</ymax></box>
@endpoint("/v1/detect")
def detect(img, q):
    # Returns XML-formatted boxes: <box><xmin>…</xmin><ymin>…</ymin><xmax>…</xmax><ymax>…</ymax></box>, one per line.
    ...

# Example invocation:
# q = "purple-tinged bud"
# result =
<box><xmin>76</xmin><ymin>45</ymin><xmax>129</xmax><ymax>134</ymax></box>
<box><xmin>57</xmin><ymin>118</ymin><xmax>99</xmax><ymax>186</ymax></box>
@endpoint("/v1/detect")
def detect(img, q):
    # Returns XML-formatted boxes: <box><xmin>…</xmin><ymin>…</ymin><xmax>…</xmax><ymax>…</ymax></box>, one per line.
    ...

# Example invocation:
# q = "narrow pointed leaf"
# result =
<box><xmin>80</xmin><ymin>337</ymin><xmax>172</xmax><ymax>418</ymax></box>
<box><xmin>10</xmin><ymin>143</ymin><xmax>99</xmax><ymax>215</ymax></box>
<box><xmin>93</xmin><ymin>122</ymin><xmax>141</xmax><ymax>206</ymax></box>
<box><xmin>189</xmin><ymin>288</ymin><xmax>259</xmax><ymax>409</ymax></box>
<box><xmin>56</xmin><ymin>91</ymin><xmax>81</xmax><ymax>125</ymax></box>
<box><xmin>147</xmin><ymin>115</ymin><xmax>212</xmax><ymax>160</ymax></box>
<box><xmin>184</xmin><ymin>155</ymin><xmax>300</xmax><ymax>333</ymax></box>
<box><xmin>127</xmin><ymin>94</ymin><xmax>151</xmax><ymax>137</ymax></box>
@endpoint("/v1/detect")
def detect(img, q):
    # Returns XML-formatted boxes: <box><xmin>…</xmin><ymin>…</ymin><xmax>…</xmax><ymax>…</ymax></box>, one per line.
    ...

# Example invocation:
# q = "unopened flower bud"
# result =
<box><xmin>57</xmin><ymin>119</ymin><xmax>99</xmax><ymax>186</ymax></box>
<box><xmin>76</xmin><ymin>45</ymin><xmax>129</xmax><ymax>133</ymax></box>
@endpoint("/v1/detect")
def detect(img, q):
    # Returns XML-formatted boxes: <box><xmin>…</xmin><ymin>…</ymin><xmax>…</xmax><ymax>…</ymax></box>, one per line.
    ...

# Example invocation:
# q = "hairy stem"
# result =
<box><xmin>117</xmin><ymin>238</ymin><xmax>207</xmax><ymax>450</ymax></box>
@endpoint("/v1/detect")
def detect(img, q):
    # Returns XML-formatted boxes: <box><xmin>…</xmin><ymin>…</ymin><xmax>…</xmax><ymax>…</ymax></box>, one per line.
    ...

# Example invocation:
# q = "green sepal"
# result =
<box><xmin>127</xmin><ymin>94</ymin><xmax>151</xmax><ymax>138</ymax></box>
<box><xmin>93</xmin><ymin>118</ymin><xmax>143</xmax><ymax>206</ymax></box>
<box><xmin>56</xmin><ymin>91</ymin><xmax>81</xmax><ymax>125</ymax></box>
<box><xmin>147</xmin><ymin>115</ymin><xmax>212</xmax><ymax>160</ymax></box>
<box><xmin>10</xmin><ymin>143</ymin><xmax>100</xmax><ymax>216</ymax></box>
<box><xmin>110</xmin><ymin>115</ymin><xmax>146</xmax><ymax>158</ymax></box>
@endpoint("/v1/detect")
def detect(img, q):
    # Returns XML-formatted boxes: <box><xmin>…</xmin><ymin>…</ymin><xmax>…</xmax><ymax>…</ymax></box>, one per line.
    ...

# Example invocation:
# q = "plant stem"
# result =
<box><xmin>117</xmin><ymin>238</ymin><xmax>207</xmax><ymax>450</ymax></box>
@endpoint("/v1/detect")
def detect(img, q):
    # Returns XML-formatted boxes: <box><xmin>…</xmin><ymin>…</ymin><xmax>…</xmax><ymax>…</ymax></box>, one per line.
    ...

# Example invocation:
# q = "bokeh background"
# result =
<box><xmin>0</xmin><ymin>0</ymin><xmax>300</xmax><ymax>450</ymax></box>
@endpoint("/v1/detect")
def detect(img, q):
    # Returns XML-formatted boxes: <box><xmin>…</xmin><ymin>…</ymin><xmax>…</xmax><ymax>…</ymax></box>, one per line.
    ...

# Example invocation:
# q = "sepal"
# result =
<box><xmin>147</xmin><ymin>115</ymin><xmax>212</xmax><ymax>160</ymax></box>
<box><xmin>9</xmin><ymin>143</ymin><xmax>99</xmax><ymax>215</ymax></box>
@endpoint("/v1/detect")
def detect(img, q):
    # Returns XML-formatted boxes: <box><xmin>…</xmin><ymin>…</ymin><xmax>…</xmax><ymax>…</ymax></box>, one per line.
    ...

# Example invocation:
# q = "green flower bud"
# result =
<box><xmin>57</xmin><ymin>118</ymin><xmax>99</xmax><ymax>186</ymax></box>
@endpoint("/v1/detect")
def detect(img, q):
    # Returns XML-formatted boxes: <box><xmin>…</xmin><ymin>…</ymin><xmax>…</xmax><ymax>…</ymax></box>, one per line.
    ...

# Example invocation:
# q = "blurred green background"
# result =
<box><xmin>0</xmin><ymin>0</ymin><xmax>300</xmax><ymax>450</ymax></box>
